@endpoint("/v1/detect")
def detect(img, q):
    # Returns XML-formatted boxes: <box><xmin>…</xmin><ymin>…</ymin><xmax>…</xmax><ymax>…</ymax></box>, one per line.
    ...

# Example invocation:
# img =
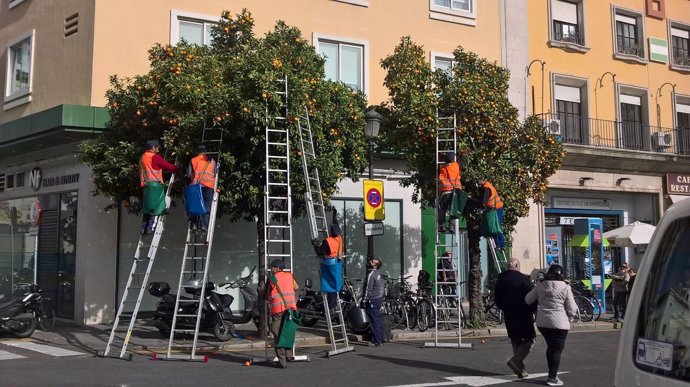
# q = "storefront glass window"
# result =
<box><xmin>0</xmin><ymin>197</ymin><xmax>39</xmax><ymax>298</ymax></box>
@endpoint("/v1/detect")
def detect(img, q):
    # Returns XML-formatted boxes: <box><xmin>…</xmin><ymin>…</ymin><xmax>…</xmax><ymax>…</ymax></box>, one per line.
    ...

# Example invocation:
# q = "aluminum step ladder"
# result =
<box><xmin>101</xmin><ymin>160</ymin><xmax>177</xmax><ymax>360</ymax></box>
<box><xmin>297</xmin><ymin>107</ymin><xmax>353</xmax><ymax>357</ymax></box>
<box><xmin>253</xmin><ymin>76</ymin><xmax>309</xmax><ymax>364</ymax></box>
<box><xmin>487</xmin><ymin>237</ymin><xmax>507</xmax><ymax>275</ymax></box>
<box><xmin>161</xmin><ymin>120</ymin><xmax>224</xmax><ymax>361</ymax></box>
<box><xmin>424</xmin><ymin>112</ymin><xmax>472</xmax><ymax>350</ymax></box>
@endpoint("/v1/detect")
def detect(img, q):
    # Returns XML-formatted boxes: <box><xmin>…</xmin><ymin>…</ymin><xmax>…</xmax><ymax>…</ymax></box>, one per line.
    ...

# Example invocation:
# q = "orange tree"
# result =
<box><xmin>78</xmin><ymin>10</ymin><xmax>368</xmax><ymax>334</ymax></box>
<box><xmin>378</xmin><ymin>37</ymin><xmax>564</xmax><ymax>325</ymax></box>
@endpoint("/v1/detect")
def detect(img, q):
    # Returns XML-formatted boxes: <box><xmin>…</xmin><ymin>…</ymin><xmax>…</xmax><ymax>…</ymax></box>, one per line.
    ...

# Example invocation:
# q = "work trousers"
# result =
<box><xmin>538</xmin><ymin>327</ymin><xmax>569</xmax><ymax>379</ymax></box>
<box><xmin>270</xmin><ymin>313</ymin><xmax>293</xmax><ymax>367</ymax></box>
<box><xmin>437</xmin><ymin>191</ymin><xmax>453</xmax><ymax>228</ymax></box>
<box><xmin>509</xmin><ymin>337</ymin><xmax>535</xmax><ymax>369</ymax></box>
<box><xmin>366</xmin><ymin>298</ymin><xmax>385</xmax><ymax>345</ymax></box>
<box><xmin>327</xmin><ymin>292</ymin><xmax>339</xmax><ymax>313</ymax></box>
<box><xmin>613</xmin><ymin>290</ymin><xmax>628</xmax><ymax>319</ymax></box>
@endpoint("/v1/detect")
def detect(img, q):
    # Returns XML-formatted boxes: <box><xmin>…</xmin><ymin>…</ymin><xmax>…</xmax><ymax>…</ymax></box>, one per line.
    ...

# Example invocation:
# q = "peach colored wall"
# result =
<box><xmin>528</xmin><ymin>0</ymin><xmax>689</xmax><ymax>127</ymax></box>
<box><xmin>91</xmin><ymin>0</ymin><xmax>502</xmax><ymax>107</ymax></box>
<box><xmin>0</xmin><ymin>0</ymin><xmax>95</xmax><ymax>124</ymax></box>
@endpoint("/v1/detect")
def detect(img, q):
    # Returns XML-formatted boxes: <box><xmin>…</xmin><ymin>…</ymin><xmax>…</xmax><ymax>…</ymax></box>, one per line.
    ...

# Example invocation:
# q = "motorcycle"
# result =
<box><xmin>148</xmin><ymin>279</ymin><xmax>235</xmax><ymax>342</ymax></box>
<box><xmin>0</xmin><ymin>283</ymin><xmax>41</xmax><ymax>338</ymax></box>
<box><xmin>215</xmin><ymin>266</ymin><xmax>260</xmax><ymax>327</ymax></box>
<box><xmin>297</xmin><ymin>276</ymin><xmax>369</xmax><ymax>333</ymax></box>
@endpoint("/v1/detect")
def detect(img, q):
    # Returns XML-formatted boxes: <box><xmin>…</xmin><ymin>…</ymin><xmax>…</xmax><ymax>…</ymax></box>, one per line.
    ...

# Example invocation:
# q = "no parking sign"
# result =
<box><xmin>363</xmin><ymin>179</ymin><xmax>385</xmax><ymax>221</ymax></box>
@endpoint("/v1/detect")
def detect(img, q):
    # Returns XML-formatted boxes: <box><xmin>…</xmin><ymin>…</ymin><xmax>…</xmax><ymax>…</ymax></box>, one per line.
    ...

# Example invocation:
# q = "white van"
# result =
<box><xmin>616</xmin><ymin>198</ymin><xmax>690</xmax><ymax>386</ymax></box>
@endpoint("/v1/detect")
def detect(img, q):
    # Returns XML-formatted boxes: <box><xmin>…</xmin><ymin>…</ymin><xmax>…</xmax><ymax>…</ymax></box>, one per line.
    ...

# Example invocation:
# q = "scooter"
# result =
<box><xmin>215</xmin><ymin>266</ymin><xmax>260</xmax><ymax>328</ymax></box>
<box><xmin>0</xmin><ymin>284</ymin><xmax>40</xmax><ymax>338</ymax></box>
<box><xmin>148</xmin><ymin>279</ymin><xmax>235</xmax><ymax>342</ymax></box>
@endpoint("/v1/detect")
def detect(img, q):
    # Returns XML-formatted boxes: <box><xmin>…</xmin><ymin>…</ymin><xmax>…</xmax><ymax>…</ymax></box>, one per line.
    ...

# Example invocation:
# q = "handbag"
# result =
<box><xmin>481</xmin><ymin>208</ymin><xmax>503</xmax><ymax>237</ymax></box>
<box><xmin>449</xmin><ymin>189</ymin><xmax>468</xmax><ymax>219</ymax></box>
<box><xmin>269</xmin><ymin>273</ymin><xmax>302</xmax><ymax>349</ymax></box>
<box><xmin>142</xmin><ymin>182</ymin><xmax>166</xmax><ymax>215</ymax></box>
<box><xmin>184</xmin><ymin>160</ymin><xmax>212</xmax><ymax>217</ymax></box>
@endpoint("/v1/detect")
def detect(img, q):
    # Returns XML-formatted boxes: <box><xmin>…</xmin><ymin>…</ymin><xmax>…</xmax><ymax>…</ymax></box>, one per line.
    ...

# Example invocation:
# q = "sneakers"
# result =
<box><xmin>546</xmin><ymin>377</ymin><xmax>564</xmax><ymax>386</ymax></box>
<box><xmin>506</xmin><ymin>359</ymin><xmax>528</xmax><ymax>378</ymax></box>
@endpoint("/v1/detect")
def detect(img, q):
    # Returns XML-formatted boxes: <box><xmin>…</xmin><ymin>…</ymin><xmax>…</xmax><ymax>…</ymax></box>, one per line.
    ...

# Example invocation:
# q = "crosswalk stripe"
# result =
<box><xmin>3</xmin><ymin>342</ymin><xmax>84</xmax><ymax>357</ymax></box>
<box><xmin>0</xmin><ymin>349</ymin><xmax>26</xmax><ymax>360</ymax></box>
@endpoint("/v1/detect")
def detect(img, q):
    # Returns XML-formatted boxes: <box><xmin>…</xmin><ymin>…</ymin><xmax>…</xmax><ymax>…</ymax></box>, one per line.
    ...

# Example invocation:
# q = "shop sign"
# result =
<box><xmin>552</xmin><ymin>197</ymin><xmax>612</xmax><ymax>210</ymax></box>
<box><xmin>364</xmin><ymin>221</ymin><xmax>384</xmax><ymax>236</ymax></box>
<box><xmin>560</xmin><ymin>217</ymin><xmax>575</xmax><ymax>225</ymax></box>
<box><xmin>29</xmin><ymin>167</ymin><xmax>79</xmax><ymax>192</ymax></box>
<box><xmin>666</xmin><ymin>173</ymin><xmax>690</xmax><ymax>195</ymax></box>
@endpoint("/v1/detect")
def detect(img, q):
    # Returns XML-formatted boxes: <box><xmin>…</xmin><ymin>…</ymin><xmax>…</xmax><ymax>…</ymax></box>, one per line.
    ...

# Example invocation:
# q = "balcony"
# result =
<box><xmin>539</xmin><ymin>113</ymin><xmax>690</xmax><ymax>156</ymax></box>
<box><xmin>617</xmin><ymin>44</ymin><xmax>645</xmax><ymax>58</ymax></box>
<box><xmin>673</xmin><ymin>55</ymin><xmax>690</xmax><ymax>68</ymax></box>
<box><xmin>553</xmin><ymin>32</ymin><xmax>585</xmax><ymax>46</ymax></box>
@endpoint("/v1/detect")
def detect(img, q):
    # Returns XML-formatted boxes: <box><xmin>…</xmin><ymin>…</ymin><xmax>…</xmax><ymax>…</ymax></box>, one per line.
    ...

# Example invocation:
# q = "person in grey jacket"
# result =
<box><xmin>525</xmin><ymin>264</ymin><xmax>577</xmax><ymax>386</ymax></box>
<box><xmin>363</xmin><ymin>258</ymin><xmax>385</xmax><ymax>346</ymax></box>
<box><xmin>611</xmin><ymin>262</ymin><xmax>630</xmax><ymax>322</ymax></box>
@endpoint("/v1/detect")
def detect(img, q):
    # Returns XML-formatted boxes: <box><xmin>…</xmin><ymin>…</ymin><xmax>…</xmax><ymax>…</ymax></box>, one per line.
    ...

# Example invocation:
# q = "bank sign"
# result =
<box><xmin>666</xmin><ymin>173</ymin><xmax>690</xmax><ymax>195</ymax></box>
<box><xmin>29</xmin><ymin>167</ymin><xmax>80</xmax><ymax>192</ymax></box>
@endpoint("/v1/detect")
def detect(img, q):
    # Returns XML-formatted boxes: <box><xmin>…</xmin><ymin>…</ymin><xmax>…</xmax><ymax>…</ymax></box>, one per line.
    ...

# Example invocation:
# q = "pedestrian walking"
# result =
<box><xmin>266</xmin><ymin>259</ymin><xmax>298</xmax><ymax>369</ymax></box>
<box><xmin>186</xmin><ymin>144</ymin><xmax>217</xmax><ymax>232</ymax></box>
<box><xmin>363</xmin><ymin>257</ymin><xmax>385</xmax><ymax>346</ymax></box>
<box><xmin>480</xmin><ymin>177</ymin><xmax>505</xmax><ymax>250</ymax></box>
<box><xmin>611</xmin><ymin>262</ymin><xmax>630</xmax><ymax>322</ymax></box>
<box><xmin>525</xmin><ymin>264</ymin><xmax>577</xmax><ymax>386</ymax></box>
<box><xmin>437</xmin><ymin>152</ymin><xmax>462</xmax><ymax>233</ymax></box>
<box><xmin>313</xmin><ymin>209</ymin><xmax>343</xmax><ymax>313</ymax></box>
<box><xmin>139</xmin><ymin>139</ymin><xmax>177</xmax><ymax>234</ymax></box>
<box><xmin>495</xmin><ymin>258</ymin><xmax>537</xmax><ymax>379</ymax></box>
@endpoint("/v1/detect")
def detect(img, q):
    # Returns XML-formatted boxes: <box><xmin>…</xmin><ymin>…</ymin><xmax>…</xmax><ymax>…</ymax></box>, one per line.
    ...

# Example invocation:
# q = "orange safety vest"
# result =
<box><xmin>483</xmin><ymin>181</ymin><xmax>504</xmax><ymax>209</ymax></box>
<box><xmin>268</xmin><ymin>271</ymin><xmax>297</xmax><ymax>315</ymax></box>
<box><xmin>438</xmin><ymin>162</ymin><xmax>462</xmax><ymax>192</ymax></box>
<box><xmin>191</xmin><ymin>155</ymin><xmax>216</xmax><ymax>189</ymax></box>
<box><xmin>325</xmin><ymin>235</ymin><xmax>343</xmax><ymax>259</ymax></box>
<box><xmin>139</xmin><ymin>151</ymin><xmax>163</xmax><ymax>187</ymax></box>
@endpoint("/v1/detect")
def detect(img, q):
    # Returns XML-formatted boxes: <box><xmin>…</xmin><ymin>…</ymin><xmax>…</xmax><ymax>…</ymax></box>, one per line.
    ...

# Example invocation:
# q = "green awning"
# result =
<box><xmin>568</xmin><ymin>234</ymin><xmax>610</xmax><ymax>247</ymax></box>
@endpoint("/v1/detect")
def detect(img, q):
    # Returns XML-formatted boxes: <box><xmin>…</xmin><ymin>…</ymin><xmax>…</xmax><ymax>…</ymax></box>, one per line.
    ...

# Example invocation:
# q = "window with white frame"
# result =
<box><xmin>3</xmin><ymin>171</ymin><xmax>24</xmax><ymax>190</ymax></box>
<box><xmin>671</xmin><ymin>24</ymin><xmax>690</xmax><ymax>68</ymax></box>
<box><xmin>429</xmin><ymin>0</ymin><xmax>476</xmax><ymax>25</ymax></box>
<box><xmin>553</xmin><ymin>76</ymin><xmax>589</xmax><ymax>144</ymax></box>
<box><xmin>432</xmin><ymin>55</ymin><xmax>454</xmax><ymax>76</ymax></box>
<box><xmin>170</xmin><ymin>10</ymin><xmax>218</xmax><ymax>45</ymax></box>
<box><xmin>677</xmin><ymin>97</ymin><xmax>690</xmax><ymax>155</ymax></box>
<box><xmin>4</xmin><ymin>30</ymin><xmax>34</xmax><ymax>108</ymax></box>
<box><xmin>433</xmin><ymin>0</ymin><xmax>471</xmax><ymax>12</ymax></box>
<box><xmin>613</xmin><ymin>9</ymin><xmax>645</xmax><ymax>59</ymax></box>
<box><xmin>551</xmin><ymin>0</ymin><xmax>584</xmax><ymax>45</ymax></box>
<box><xmin>618</xmin><ymin>87</ymin><xmax>649</xmax><ymax>151</ymax></box>
<box><xmin>315</xmin><ymin>35</ymin><xmax>366</xmax><ymax>92</ymax></box>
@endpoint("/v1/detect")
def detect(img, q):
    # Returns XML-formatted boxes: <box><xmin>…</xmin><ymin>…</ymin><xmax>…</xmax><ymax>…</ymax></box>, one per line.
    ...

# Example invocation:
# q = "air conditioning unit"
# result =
<box><xmin>541</xmin><ymin>118</ymin><xmax>562</xmax><ymax>137</ymax></box>
<box><xmin>655</xmin><ymin>132</ymin><xmax>673</xmax><ymax>147</ymax></box>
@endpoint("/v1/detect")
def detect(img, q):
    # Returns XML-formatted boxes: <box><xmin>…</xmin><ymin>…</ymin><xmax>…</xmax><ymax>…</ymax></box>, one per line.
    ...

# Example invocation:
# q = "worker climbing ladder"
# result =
<box><xmin>161</xmin><ymin>119</ymin><xmax>224</xmax><ymax>361</ymax></box>
<box><xmin>424</xmin><ymin>112</ymin><xmax>472</xmax><ymax>350</ymax></box>
<box><xmin>101</xmin><ymin>157</ymin><xmax>177</xmax><ymax>360</ymax></box>
<box><xmin>253</xmin><ymin>76</ymin><xmax>309</xmax><ymax>364</ymax></box>
<box><xmin>297</xmin><ymin>107</ymin><xmax>353</xmax><ymax>357</ymax></box>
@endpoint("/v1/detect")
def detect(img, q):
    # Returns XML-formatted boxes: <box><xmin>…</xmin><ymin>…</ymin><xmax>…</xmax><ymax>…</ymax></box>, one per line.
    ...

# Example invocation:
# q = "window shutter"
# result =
<box><xmin>552</xmin><ymin>0</ymin><xmax>577</xmax><ymax>24</ymax></box>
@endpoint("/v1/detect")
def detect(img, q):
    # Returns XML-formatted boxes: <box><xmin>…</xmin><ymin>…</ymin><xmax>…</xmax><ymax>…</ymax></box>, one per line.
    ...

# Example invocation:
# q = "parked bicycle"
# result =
<box><xmin>570</xmin><ymin>281</ymin><xmax>602</xmax><ymax>322</ymax></box>
<box><xmin>415</xmin><ymin>270</ymin><xmax>467</xmax><ymax>332</ymax></box>
<box><xmin>483</xmin><ymin>286</ymin><xmax>503</xmax><ymax>324</ymax></box>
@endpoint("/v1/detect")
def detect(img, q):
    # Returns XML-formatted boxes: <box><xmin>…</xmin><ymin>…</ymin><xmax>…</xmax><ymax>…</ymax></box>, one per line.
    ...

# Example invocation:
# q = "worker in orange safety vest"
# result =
<box><xmin>481</xmin><ymin>178</ymin><xmax>506</xmax><ymax>250</ymax></box>
<box><xmin>437</xmin><ymin>152</ymin><xmax>463</xmax><ymax>233</ymax></box>
<box><xmin>139</xmin><ymin>139</ymin><xmax>177</xmax><ymax>234</ymax></box>
<box><xmin>313</xmin><ymin>209</ymin><xmax>344</xmax><ymax>313</ymax></box>
<box><xmin>266</xmin><ymin>259</ymin><xmax>298</xmax><ymax>369</ymax></box>
<box><xmin>186</xmin><ymin>144</ymin><xmax>217</xmax><ymax>232</ymax></box>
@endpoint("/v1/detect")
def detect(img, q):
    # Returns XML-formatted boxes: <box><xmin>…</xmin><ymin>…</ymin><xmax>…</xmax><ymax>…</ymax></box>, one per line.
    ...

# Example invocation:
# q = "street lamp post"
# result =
<box><xmin>364</xmin><ymin>109</ymin><xmax>381</xmax><ymax>260</ymax></box>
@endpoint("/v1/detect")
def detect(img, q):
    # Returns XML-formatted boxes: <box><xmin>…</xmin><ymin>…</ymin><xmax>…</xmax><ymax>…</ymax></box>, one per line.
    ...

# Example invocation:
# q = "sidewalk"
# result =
<box><xmin>17</xmin><ymin>313</ymin><xmax>622</xmax><ymax>356</ymax></box>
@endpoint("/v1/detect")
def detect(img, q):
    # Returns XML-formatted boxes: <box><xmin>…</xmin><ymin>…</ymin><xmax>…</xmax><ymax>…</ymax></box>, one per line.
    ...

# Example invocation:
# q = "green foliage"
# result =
<box><xmin>78</xmin><ymin>9</ymin><xmax>368</xmax><ymax>221</ymax></box>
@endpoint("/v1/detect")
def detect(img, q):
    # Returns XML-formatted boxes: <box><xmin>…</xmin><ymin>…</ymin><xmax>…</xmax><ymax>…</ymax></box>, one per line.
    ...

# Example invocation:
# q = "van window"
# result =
<box><xmin>636</xmin><ymin>217</ymin><xmax>690</xmax><ymax>380</ymax></box>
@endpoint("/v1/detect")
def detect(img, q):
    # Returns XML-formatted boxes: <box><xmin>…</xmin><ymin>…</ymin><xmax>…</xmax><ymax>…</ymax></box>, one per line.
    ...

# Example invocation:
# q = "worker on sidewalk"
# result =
<box><xmin>481</xmin><ymin>177</ymin><xmax>506</xmax><ymax>250</ymax></box>
<box><xmin>437</xmin><ymin>152</ymin><xmax>463</xmax><ymax>233</ymax></box>
<box><xmin>266</xmin><ymin>259</ymin><xmax>298</xmax><ymax>369</ymax></box>
<box><xmin>186</xmin><ymin>144</ymin><xmax>217</xmax><ymax>232</ymax></box>
<box><xmin>139</xmin><ymin>139</ymin><xmax>177</xmax><ymax>234</ymax></box>
<box><xmin>313</xmin><ymin>209</ymin><xmax>344</xmax><ymax>314</ymax></box>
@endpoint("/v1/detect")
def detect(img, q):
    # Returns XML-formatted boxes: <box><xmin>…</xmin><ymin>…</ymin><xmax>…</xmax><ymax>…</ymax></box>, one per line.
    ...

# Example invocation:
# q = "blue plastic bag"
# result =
<box><xmin>184</xmin><ymin>184</ymin><xmax>208</xmax><ymax>216</ymax></box>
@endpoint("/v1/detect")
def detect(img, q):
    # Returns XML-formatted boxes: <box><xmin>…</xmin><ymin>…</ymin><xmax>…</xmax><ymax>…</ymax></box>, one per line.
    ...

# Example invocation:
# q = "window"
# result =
<box><xmin>170</xmin><ymin>10</ymin><xmax>218</xmax><ymax>45</ymax></box>
<box><xmin>671</xmin><ymin>25</ymin><xmax>690</xmax><ymax>68</ymax></box>
<box><xmin>431</xmin><ymin>54</ymin><xmax>454</xmax><ymax>76</ymax></box>
<box><xmin>4</xmin><ymin>30</ymin><xmax>34</xmax><ymax>109</ymax></box>
<box><xmin>429</xmin><ymin>0</ymin><xmax>476</xmax><ymax>26</ymax></box>
<box><xmin>553</xmin><ymin>76</ymin><xmax>589</xmax><ymax>145</ymax></box>
<box><xmin>619</xmin><ymin>90</ymin><xmax>649</xmax><ymax>151</ymax></box>
<box><xmin>5</xmin><ymin>174</ymin><xmax>14</xmax><ymax>190</ymax></box>
<box><xmin>677</xmin><ymin>99</ymin><xmax>690</xmax><ymax>155</ymax></box>
<box><xmin>2</xmin><ymin>171</ymin><xmax>24</xmax><ymax>190</ymax></box>
<box><xmin>551</xmin><ymin>0</ymin><xmax>583</xmax><ymax>45</ymax></box>
<box><xmin>613</xmin><ymin>9</ymin><xmax>646</xmax><ymax>60</ymax></box>
<box><xmin>635</xmin><ymin>217</ymin><xmax>690</xmax><ymax>380</ymax></box>
<box><xmin>314</xmin><ymin>34</ymin><xmax>367</xmax><ymax>92</ymax></box>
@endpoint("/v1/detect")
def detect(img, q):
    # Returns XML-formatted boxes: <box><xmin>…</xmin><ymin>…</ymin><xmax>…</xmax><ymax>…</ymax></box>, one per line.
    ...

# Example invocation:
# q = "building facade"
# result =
<box><xmin>0</xmin><ymin>0</ymin><xmax>522</xmax><ymax>324</ymax></box>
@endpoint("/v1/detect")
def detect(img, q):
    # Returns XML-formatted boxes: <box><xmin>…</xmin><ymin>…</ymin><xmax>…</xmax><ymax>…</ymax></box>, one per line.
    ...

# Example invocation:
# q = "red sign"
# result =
<box><xmin>366</xmin><ymin>188</ymin><xmax>382</xmax><ymax>208</ymax></box>
<box><xmin>593</xmin><ymin>229</ymin><xmax>602</xmax><ymax>244</ymax></box>
<box><xmin>549</xmin><ymin>233</ymin><xmax>557</xmax><ymax>241</ymax></box>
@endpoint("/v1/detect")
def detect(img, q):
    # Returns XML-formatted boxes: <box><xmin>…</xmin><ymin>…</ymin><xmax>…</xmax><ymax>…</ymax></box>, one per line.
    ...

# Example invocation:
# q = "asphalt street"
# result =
<box><xmin>0</xmin><ymin>329</ymin><xmax>620</xmax><ymax>386</ymax></box>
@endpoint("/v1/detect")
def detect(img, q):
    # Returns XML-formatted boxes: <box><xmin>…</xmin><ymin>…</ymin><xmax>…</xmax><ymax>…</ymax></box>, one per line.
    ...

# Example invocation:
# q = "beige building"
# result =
<box><xmin>0</xmin><ymin>0</ymin><xmax>528</xmax><ymax>324</ymax></box>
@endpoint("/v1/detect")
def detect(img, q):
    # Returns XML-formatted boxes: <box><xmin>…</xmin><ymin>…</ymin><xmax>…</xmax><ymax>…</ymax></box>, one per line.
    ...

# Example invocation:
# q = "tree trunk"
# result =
<box><xmin>256</xmin><ymin>197</ymin><xmax>267</xmax><ymax>339</ymax></box>
<box><xmin>467</xmin><ymin>219</ymin><xmax>485</xmax><ymax>325</ymax></box>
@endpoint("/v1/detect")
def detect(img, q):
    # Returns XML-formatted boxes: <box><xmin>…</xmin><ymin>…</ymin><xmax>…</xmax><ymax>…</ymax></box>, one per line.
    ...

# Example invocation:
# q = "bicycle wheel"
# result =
<box><xmin>403</xmin><ymin>298</ymin><xmax>417</xmax><ymax>330</ymax></box>
<box><xmin>485</xmin><ymin>302</ymin><xmax>502</xmax><ymax>324</ymax></box>
<box><xmin>574</xmin><ymin>295</ymin><xmax>594</xmax><ymax>322</ymax></box>
<box><xmin>384</xmin><ymin>299</ymin><xmax>407</xmax><ymax>330</ymax></box>
<box><xmin>416</xmin><ymin>299</ymin><xmax>435</xmax><ymax>332</ymax></box>
<box><xmin>591</xmin><ymin>297</ymin><xmax>602</xmax><ymax>321</ymax></box>
<box><xmin>38</xmin><ymin>299</ymin><xmax>55</xmax><ymax>331</ymax></box>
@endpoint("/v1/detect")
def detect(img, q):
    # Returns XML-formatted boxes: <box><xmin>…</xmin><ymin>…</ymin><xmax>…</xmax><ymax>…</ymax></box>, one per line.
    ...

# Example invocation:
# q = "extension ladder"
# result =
<box><xmin>101</xmin><ymin>160</ymin><xmax>177</xmax><ymax>360</ymax></box>
<box><xmin>424</xmin><ymin>111</ymin><xmax>471</xmax><ymax>350</ymax></box>
<box><xmin>161</xmin><ymin>120</ymin><xmax>224</xmax><ymax>361</ymax></box>
<box><xmin>487</xmin><ymin>237</ymin><xmax>507</xmax><ymax>275</ymax></box>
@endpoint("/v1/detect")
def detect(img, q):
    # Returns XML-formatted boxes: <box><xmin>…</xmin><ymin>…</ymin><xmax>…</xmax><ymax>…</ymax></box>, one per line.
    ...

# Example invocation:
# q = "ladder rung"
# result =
<box><xmin>268</xmin><ymin>210</ymin><xmax>288</xmax><ymax>214</ymax></box>
<box><xmin>267</xmin><ymin>182</ymin><xmax>288</xmax><ymax>186</ymax></box>
<box><xmin>172</xmin><ymin>329</ymin><xmax>198</xmax><ymax>333</ymax></box>
<box><xmin>175</xmin><ymin>314</ymin><xmax>198</xmax><ymax>318</ymax></box>
<box><xmin>177</xmin><ymin>299</ymin><xmax>199</xmax><ymax>303</ymax></box>
<box><xmin>267</xmin><ymin>239</ymin><xmax>291</xmax><ymax>243</ymax></box>
<box><xmin>184</xmin><ymin>256</ymin><xmax>206</xmax><ymax>260</ymax></box>
<box><xmin>267</xmin><ymin>253</ymin><xmax>291</xmax><ymax>257</ymax></box>
<box><xmin>267</xmin><ymin>196</ymin><xmax>288</xmax><ymax>200</ymax></box>
<box><xmin>267</xmin><ymin>168</ymin><xmax>288</xmax><ymax>173</ymax></box>
<box><xmin>267</xmin><ymin>225</ymin><xmax>290</xmax><ymax>229</ymax></box>
<box><xmin>267</xmin><ymin>128</ymin><xmax>287</xmax><ymax>133</ymax></box>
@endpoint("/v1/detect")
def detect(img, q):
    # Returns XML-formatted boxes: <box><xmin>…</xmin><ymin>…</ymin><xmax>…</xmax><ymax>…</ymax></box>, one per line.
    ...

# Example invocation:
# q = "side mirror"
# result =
<box><xmin>305</xmin><ymin>278</ymin><xmax>312</xmax><ymax>289</ymax></box>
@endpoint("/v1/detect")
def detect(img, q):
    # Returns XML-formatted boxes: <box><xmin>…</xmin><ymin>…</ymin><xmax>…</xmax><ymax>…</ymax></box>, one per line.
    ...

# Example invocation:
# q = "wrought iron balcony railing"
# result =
<box><xmin>553</xmin><ymin>32</ymin><xmax>585</xmax><ymax>46</ymax></box>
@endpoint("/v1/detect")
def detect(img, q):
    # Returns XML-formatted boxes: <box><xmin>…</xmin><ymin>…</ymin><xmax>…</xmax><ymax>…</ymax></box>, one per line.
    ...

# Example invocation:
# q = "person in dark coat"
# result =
<box><xmin>495</xmin><ymin>258</ymin><xmax>537</xmax><ymax>379</ymax></box>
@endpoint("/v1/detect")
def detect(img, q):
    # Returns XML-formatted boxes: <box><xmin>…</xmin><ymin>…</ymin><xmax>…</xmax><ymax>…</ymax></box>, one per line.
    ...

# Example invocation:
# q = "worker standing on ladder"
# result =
<box><xmin>313</xmin><ymin>210</ymin><xmax>343</xmax><ymax>314</ymax></box>
<box><xmin>481</xmin><ymin>177</ymin><xmax>506</xmax><ymax>250</ymax></box>
<box><xmin>186</xmin><ymin>144</ymin><xmax>217</xmax><ymax>232</ymax></box>
<box><xmin>437</xmin><ymin>152</ymin><xmax>463</xmax><ymax>233</ymax></box>
<box><xmin>139</xmin><ymin>139</ymin><xmax>177</xmax><ymax>234</ymax></box>
<box><xmin>267</xmin><ymin>259</ymin><xmax>298</xmax><ymax>369</ymax></box>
